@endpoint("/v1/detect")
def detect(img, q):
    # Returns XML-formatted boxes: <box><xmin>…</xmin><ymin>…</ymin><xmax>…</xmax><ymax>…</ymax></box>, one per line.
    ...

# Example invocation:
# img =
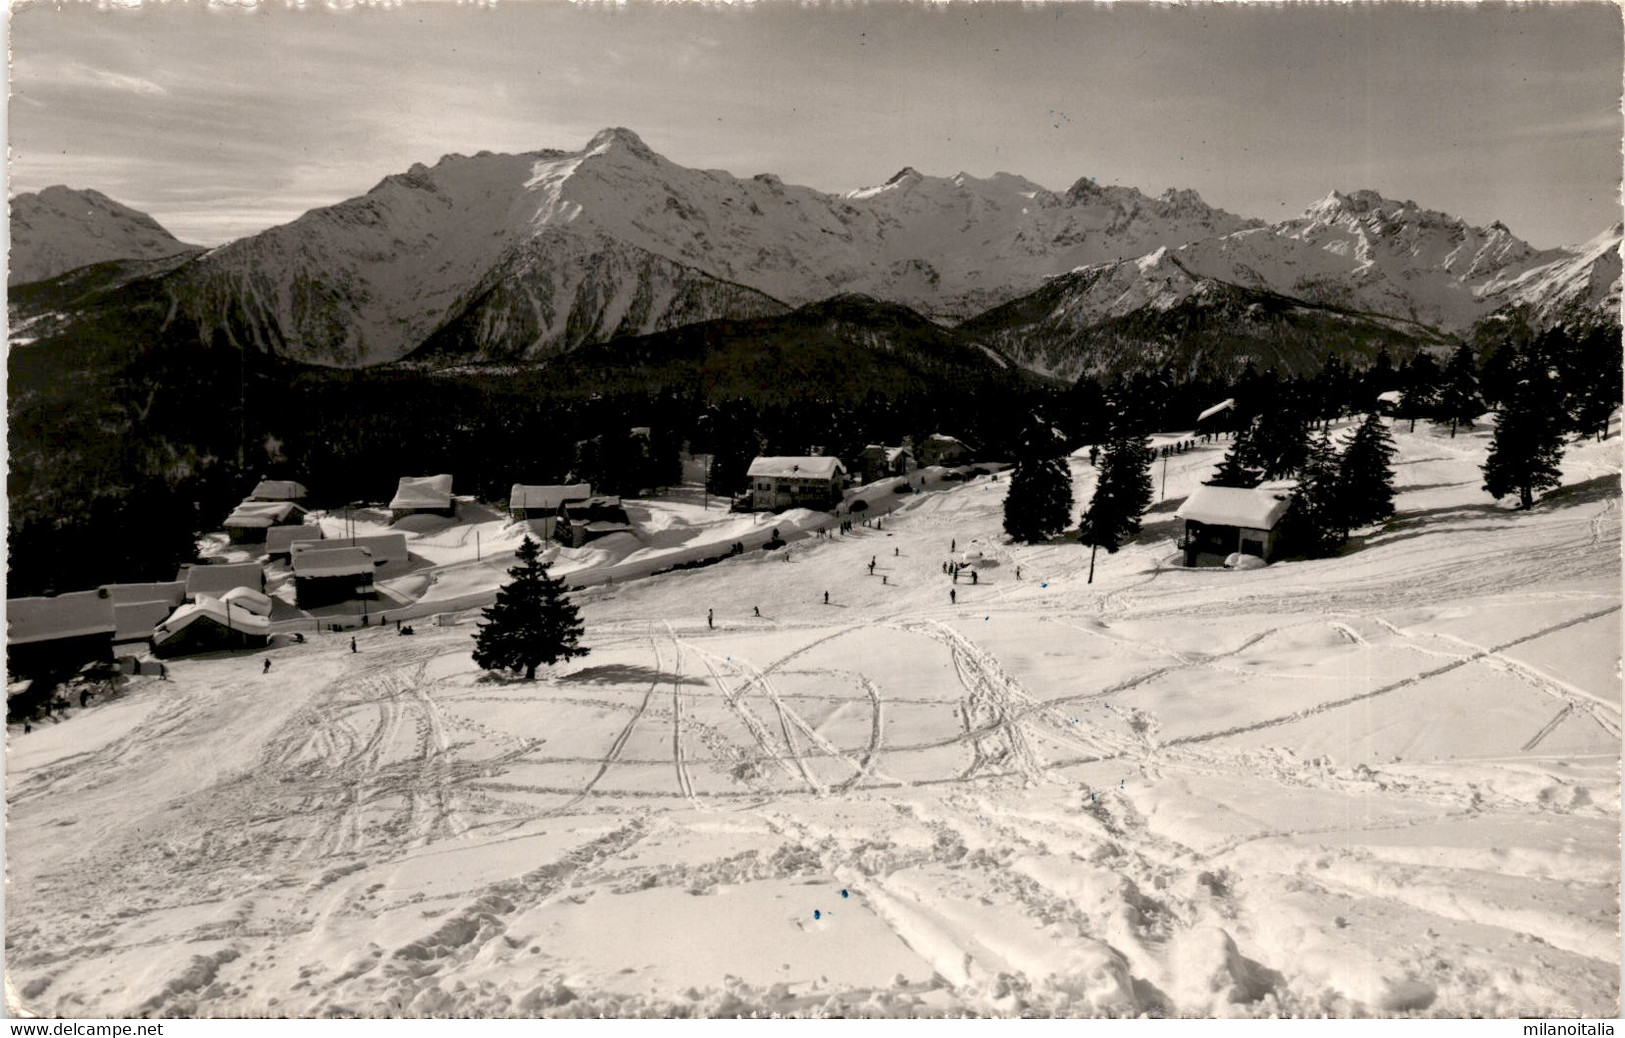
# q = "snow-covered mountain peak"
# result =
<box><xmin>885</xmin><ymin>166</ymin><xmax>925</xmax><ymax>187</ymax></box>
<box><xmin>584</xmin><ymin>126</ymin><xmax>655</xmax><ymax>160</ymax></box>
<box><xmin>9</xmin><ymin>185</ymin><xmax>201</xmax><ymax>285</ymax></box>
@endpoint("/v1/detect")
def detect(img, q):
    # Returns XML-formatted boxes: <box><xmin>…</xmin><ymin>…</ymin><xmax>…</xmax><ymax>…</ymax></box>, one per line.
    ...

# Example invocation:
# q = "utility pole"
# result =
<box><xmin>1161</xmin><ymin>450</ymin><xmax>1169</xmax><ymax>501</ymax></box>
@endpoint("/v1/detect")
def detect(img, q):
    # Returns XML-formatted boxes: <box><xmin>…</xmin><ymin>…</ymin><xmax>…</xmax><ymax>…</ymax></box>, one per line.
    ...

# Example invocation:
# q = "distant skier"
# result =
<box><xmin>951</xmin><ymin>539</ymin><xmax>956</xmax><ymax>552</ymax></box>
<box><xmin>754</xmin><ymin>606</ymin><xmax>761</xmax><ymax>617</ymax></box>
<box><xmin>350</xmin><ymin>637</ymin><xmax>357</xmax><ymax>654</ymax></box>
<box><xmin>263</xmin><ymin>659</ymin><xmax>272</xmax><ymax>674</ymax></box>
<box><xmin>894</xmin><ymin>547</ymin><xmax>899</xmax><ymax>557</ymax></box>
<box><xmin>971</xmin><ymin>570</ymin><xmax>978</xmax><ymax>585</ymax></box>
<box><xmin>1016</xmin><ymin>566</ymin><xmax>1022</xmax><ymax>580</ymax></box>
<box><xmin>882</xmin><ymin>575</ymin><xmax>888</xmax><ymax>585</ymax></box>
<box><xmin>707</xmin><ymin>609</ymin><xmax>714</xmax><ymax>630</ymax></box>
<box><xmin>950</xmin><ymin>588</ymin><xmax>957</xmax><ymax>604</ymax></box>
<box><xmin>824</xmin><ymin>591</ymin><xmax>829</xmax><ymax>605</ymax></box>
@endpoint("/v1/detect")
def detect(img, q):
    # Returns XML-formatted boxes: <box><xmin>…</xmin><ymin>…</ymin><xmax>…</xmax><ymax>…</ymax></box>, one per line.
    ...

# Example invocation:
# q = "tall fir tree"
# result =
<box><xmin>1398</xmin><ymin>352</ymin><xmax>1442</xmax><ymax>433</ymax></box>
<box><xmin>1292</xmin><ymin>428</ymin><xmax>1348</xmax><ymax>558</ymax></box>
<box><xmin>1206</xmin><ymin>421</ymin><xmax>1264</xmax><ymax>488</ymax></box>
<box><xmin>1435</xmin><ymin>343</ymin><xmax>1482</xmax><ymax>438</ymax></box>
<box><xmin>1078</xmin><ymin>433</ymin><xmax>1154</xmax><ymax>583</ymax></box>
<box><xmin>1243</xmin><ymin>395</ymin><xmax>1312</xmax><ymax>479</ymax></box>
<box><xmin>472</xmin><ymin>536</ymin><xmax>589</xmax><ymax>680</ymax></box>
<box><xmin>1003</xmin><ymin>456</ymin><xmax>1074</xmax><ymax>543</ymax></box>
<box><xmin>1337</xmin><ymin>412</ymin><xmax>1398</xmax><ymax>530</ymax></box>
<box><xmin>1482</xmin><ymin>358</ymin><xmax>1567</xmax><ymax>510</ymax></box>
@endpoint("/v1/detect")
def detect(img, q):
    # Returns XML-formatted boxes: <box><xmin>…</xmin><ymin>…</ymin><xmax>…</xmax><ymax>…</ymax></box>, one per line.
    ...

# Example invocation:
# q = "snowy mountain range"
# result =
<box><xmin>8</xmin><ymin>186</ymin><xmax>201</xmax><ymax>287</ymax></box>
<box><xmin>8</xmin><ymin>128</ymin><xmax>1620</xmax><ymax>373</ymax></box>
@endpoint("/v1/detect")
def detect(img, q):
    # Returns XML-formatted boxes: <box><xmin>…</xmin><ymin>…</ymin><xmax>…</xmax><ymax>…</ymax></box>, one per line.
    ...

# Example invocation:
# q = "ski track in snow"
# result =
<box><xmin>7</xmin><ymin>424</ymin><xmax>1619</xmax><ymax>1018</ymax></box>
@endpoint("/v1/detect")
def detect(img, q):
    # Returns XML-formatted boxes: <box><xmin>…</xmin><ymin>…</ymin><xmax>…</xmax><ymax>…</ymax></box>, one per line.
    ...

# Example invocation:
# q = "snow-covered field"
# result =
<box><xmin>7</xmin><ymin>421</ymin><xmax>1619</xmax><ymax>1018</ymax></box>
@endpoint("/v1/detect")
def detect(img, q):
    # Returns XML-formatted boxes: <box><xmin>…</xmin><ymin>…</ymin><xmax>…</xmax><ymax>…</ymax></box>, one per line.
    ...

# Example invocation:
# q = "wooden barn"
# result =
<box><xmin>915</xmin><ymin>434</ymin><xmax>972</xmax><ymax>468</ymax></box>
<box><xmin>1175</xmin><ymin>485</ymin><xmax>1294</xmax><ymax>567</ymax></box>
<box><xmin>389</xmin><ymin>474</ymin><xmax>455</xmax><ymax>522</ymax></box>
<box><xmin>289</xmin><ymin>534</ymin><xmax>409</xmax><ymax>574</ymax></box>
<box><xmin>266</xmin><ymin>524</ymin><xmax>323</xmax><ymax>562</ymax></box>
<box><xmin>6</xmin><ymin>590</ymin><xmax>117</xmax><ymax>678</ymax></box>
<box><xmin>292</xmin><ymin>547</ymin><xmax>377</xmax><ymax>607</ymax></box>
<box><xmin>224</xmin><ymin>500</ymin><xmax>308</xmax><ymax>543</ymax></box>
<box><xmin>180</xmin><ymin>563</ymin><xmax>265</xmax><ymax>602</ymax></box>
<box><xmin>101</xmin><ymin>581</ymin><xmax>186</xmax><ymax>609</ymax></box>
<box><xmin>556</xmin><ymin>497</ymin><xmax>635</xmax><ymax>548</ymax></box>
<box><xmin>1196</xmin><ymin>398</ymin><xmax>1238</xmax><ymax>439</ymax></box>
<box><xmin>249</xmin><ymin>479</ymin><xmax>308</xmax><ymax>502</ymax></box>
<box><xmin>152</xmin><ymin>596</ymin><xmax>271</xmax><ymax>658</ymax></box>
<box><xmin>746</xmin><ymin>457</ymin><xmax>847</xmax><ymax>512</ymax></box>
<box><xmin>510</xmin><ymin>483</ymin><xmax>593</xmax><ymax>539</ymax></box>
<box><xmin>855</xmin><ymin>445</ymin><xmax>915</xmax><ymax>484</ymax></box>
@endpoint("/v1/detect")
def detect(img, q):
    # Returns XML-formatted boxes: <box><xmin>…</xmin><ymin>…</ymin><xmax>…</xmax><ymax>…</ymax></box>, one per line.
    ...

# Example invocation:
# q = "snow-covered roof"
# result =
<box><xmin>100</xmin><ymin>581</ymin><xmax>186</xmax><ymax>607</ymax></box>
<box><xmin>114</xmin><ymin>600</ymin><xmax>176</xmax><ymax>642</ymax></box>
<box><xmin>220</xmin><ymin>586</ymin><xmax>274</xmax><ymax>616</ymax></box>
<box><xmin>183</xmin><ymin>563</ymin><xmax>264</xmax><ymax>599</ymax></box>
<box><xmin>153</xmin><ymin>595</ymin><xmax>271</xmax><ymax>646</ymax></box>
<box><xmin>266</xmin><ymin>525</ymin><xmax>321</xmax><ymax>554</ymax></box>
<box><xmin>251</xmin><ymin>480</ymin><xmax>308</xmax><ymax>501</ymax></box>
<box><xmin>510</xmin><ymin>483</ymin><xmax>593</xmax><ymax>511</ymax></box>
<box><xmin>583</xmin><ymin>521</ymin><xmax>634</xmax><ymax>534</ymax></box>
<box><xmin>389</xmin><ymin>474</ymin><xmax>454</xmax><ymax>510</ymax></box>
<box><xmin>1377</xmin><ymin>390</ymin><xmax>1403</xmax><ymax>404</ymax></box>
<box><xmin>1197</xmin><ymin>398</ymin><xmax>1236</xmax><ymax>422</ymax></box>
<box><xmin>1176</xmin><ymin>485</ymin><xmax>1292</xmax><ymax>531</ymax></box>
<box><xmin>225</xmin><ymin>500</ymin><xmax>302</xmax><ymax>528</ymax></box>
<box><xmin>747</xmin><ymin>456</ymin><xmax>847</xmax><ymax>480</ymax></box>
<box><xmin>290</xmin><ymin>534</ymin><xmax>408</xmax><ymax>566</ymax></box>
<box><xmin>293</xmin><ymin>546</ymin><xmax>377</xmax><ymax>579</ymax></box>
<box><xmin>7</xmin><ymin>591</ymin><xmax>117</xmax><ymax>646</ymax></box>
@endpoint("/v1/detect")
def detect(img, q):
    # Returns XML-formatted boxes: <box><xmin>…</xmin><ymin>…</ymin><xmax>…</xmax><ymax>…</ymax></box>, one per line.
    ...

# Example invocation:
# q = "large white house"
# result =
<box><xmin>745</xmin><ymin>457</ymin><xmax>847</xmax><ymax>512</ymax></box>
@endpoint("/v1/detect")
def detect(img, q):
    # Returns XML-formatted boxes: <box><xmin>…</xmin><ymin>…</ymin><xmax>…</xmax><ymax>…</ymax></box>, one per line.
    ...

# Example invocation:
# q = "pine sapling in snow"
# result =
<box><xmin>1337</xmin><ymin>412</ymin><xmax>1398</xmax><ymax>530</ymax></box>
<box><xmin>472</xmin><ymin>536</ymin><xmax>589</xmax><ymax>680</ymax></box>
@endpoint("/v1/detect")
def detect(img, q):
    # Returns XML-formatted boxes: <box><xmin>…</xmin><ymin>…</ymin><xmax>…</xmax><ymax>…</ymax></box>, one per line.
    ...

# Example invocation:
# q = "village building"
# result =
<box><xmin>855</xmin><ymin>445</ymin><xmax>915</xmax><ymax>484</ymax></box>
<box><xmin>179</xmin><ymin>562</ymin><xmax>266</xmax><ymax>602</ymax></box>
<box><xmin>1196</xmin><ymin>398</ymin><xmax>1238</xmax><ymax>438</ymax></box>
<box><xmin>224</xmin><ymin>499</ymin><xmax>309</xmax><ymax>543</ymax></box>
<box><xmin>221</xmin><ymin>586</ymin><xmax>275</xmax><ymax>618</ymax></box>
<box><xmin>389</xmin><ymin>474</ymin><xmax>456</xmax><ymax>522</ymax></box>
<box><xmin>152</xmin><ymin>595</ymin><xmax>271</xmax><ymax>657</ymax></box>
<box><xmin>1175</xmin><ymin>485</ymin><xmax>1294</xmax><ymax>567</ymax></box>
<box><xmin>288</xmin><ymin>533</ymin><xmax>410</xmax><ymax>573</ymax></box>
<box><xmin>555</xmin><ymin>496</ymin><xmax>635</xmax><ymax>548</ymax></box>
<box><xmin>914</xmin><ymin>434</ymin><xmax>973</xmax><ymax>468</ymax></box>
<box><xmin>101</xmin><ymin>581</ymin><xmax>187</xmax><ymax>609</ymax></box>
<box><xmin>112</xmin><ymin>601</ymin><xmax>180</xmax><ymax>651</ymax></box>
<box><xmin>745</xmin><ymin>457</ymin><xmax>847</xmax><ymax>511</ymax></box>
<box><xmin>510</xmin><ymin>483</ymin><xmax>593</xmax><ymax>539</ymax></box>
<box><xmin>6</xmin><ymin>590</ymin><xmax>118</xmax><ymax>678</ymax></box>
<box><xmin>97</xmin><ymin>582</ymin><xmax>189</xmax><ymax>653</ymax></box>
<box><xmin>249</xmin><ymin>480</ymin><xmax>309</xmax><ymax>502</ymax></box>
<box><xmin>292</xmin><ymin>546</ymin><xmax>377</xmax><ymax>607</ymax></box>
<box><xmin>266</xmin><ymin>525</ymin><xmax>323</xmax><ymax>562</ymax></box>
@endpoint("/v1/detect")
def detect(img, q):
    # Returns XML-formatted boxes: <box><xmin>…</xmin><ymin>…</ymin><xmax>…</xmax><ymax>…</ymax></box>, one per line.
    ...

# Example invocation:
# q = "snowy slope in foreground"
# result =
<box><xmin>7</xmin><ymin>424</ymin><xmax>1620</xmax><ymax>1017</ymax></box>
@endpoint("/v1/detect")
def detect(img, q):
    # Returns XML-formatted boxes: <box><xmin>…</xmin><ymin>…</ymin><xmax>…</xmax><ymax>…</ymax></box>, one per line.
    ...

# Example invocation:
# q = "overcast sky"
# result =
<box><xmin>9</xmin><ymin>1</ymin><xmax>1621</xmax><ymax>249</ymax></box>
